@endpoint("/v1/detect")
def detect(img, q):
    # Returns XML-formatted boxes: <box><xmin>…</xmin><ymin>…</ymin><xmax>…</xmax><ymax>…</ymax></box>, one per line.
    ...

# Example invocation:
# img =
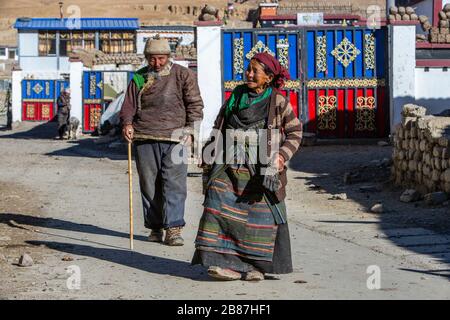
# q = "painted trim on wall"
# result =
<box><xmin>416</xmin><ymin>59</ymin><xmax>450</xmax><ymax>67</ymax></box>
<box><xmin>390</xmin><ymin>20</ymin><xmax>421</xmax><ymax>25</ymax></box>
<box><xmin>416</xmin><ymin>42</ymin><xmax>450</xmax><ymax>48</ymax></box>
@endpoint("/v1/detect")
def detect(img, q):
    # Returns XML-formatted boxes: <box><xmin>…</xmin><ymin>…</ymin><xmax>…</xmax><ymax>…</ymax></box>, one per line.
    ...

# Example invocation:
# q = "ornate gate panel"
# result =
<box><xmin>82</xmin><ymin>70</ymin><xmax>135</xmax><ymax>133</ymax></box>
<box><xmin>222</xmin><ymin>29</ymin><xmax>301</xmax><ymax>117</ymax></box>
<box><xmin>21</xmin><ymin>79</ymin><xmax>56</xmax><ymax>121</ymax></box>
<box><xmin>302</xmin><ymin>27</ymin><xmax>388</xmax><ymax>138</ymax></box>
<box><xmin>82</xmin><ymin>71</ymin><xmax>103</xmax><ymax>133</ymax></box>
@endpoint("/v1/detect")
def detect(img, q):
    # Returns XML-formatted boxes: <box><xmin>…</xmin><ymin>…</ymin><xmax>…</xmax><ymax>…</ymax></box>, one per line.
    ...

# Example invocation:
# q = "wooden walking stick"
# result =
<box><xmin>127</xmin><ymin>142</ymin><xmax>134</xmax><ymax>250</ymax></box>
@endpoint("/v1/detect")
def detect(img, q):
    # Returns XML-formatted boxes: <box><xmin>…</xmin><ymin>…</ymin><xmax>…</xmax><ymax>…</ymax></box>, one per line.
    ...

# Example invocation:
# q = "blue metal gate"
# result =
<box><xmin>222</xmin><ymin>29</ymin><xmax>302</xmax><ymax>117</ymax></box>
<box><xmin>21</xmin><ymin>79</ymin><xmax>69</xmax><ymax>121</ymax></box>
<box><xmin>302</xmin><ymin>27</ymin><xmax>388</xmax><ymax>138</ymax></box>
<box><xmin>82</xmin><ymin>70</ymin><xmax>135</xmax><ymax>133</ymax></box>
<box><xmin>221</xmin><ymin>26</ymin><xmax>389</xmax><ymax>138</ymax></box>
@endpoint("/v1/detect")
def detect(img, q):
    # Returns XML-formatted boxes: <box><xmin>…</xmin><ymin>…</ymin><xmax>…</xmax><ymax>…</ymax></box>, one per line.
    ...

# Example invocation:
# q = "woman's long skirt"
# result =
<box><xmin>192</xmin><ymin>164</ymin><xmax>293</xmax><ymax>274</ymax></box>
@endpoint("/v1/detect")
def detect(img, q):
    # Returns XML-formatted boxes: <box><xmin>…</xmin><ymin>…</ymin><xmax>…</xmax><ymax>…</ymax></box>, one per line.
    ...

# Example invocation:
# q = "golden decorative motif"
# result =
<box><xmin>84</xmin><ymin>99</ymin><xmax>102</xmax><ymax>104</ymax></box>
<box><xmin>223</xmin><ymin>80</ymin><xmax>301</xmax><ymax>90</ymax></box>
<box><xmin>317</xmin><ymin>95</ymin><xmax>337</xmax><ymax>130</ymax></box>
<box><xmin>283</xmin><ymin>80</ymin><xmax>301</xmax><ymax>89</ymax></box>
<box><xmin>245</xmin><ymin>40</ymin><xmax>275</xmax><ymax>60</ymax></box>
<box><xmin>316</xmin><ymin>35</ymin><xmax>327</xmax><ymax>73</ymax></box>
<box><xmin>26</xmin><ymin>104</ymin><xmax>35</xmax><ymax>118</ymax></box>
<box><xmin>89</xmin><ymin>107</ymin><xmax>101</xmax><ymax>129</ymax></box>
<box><xmin>355</xmin><ymin>96</ymin><xmax>376</xmax><ymax>131</ymax></box>
<box><xmin>233</xmin><ymin>38</ymin><xmax>244</xmax><ymax>75</ymax></box>
<box><xmin>41</xmin><ymin>104</ymin><xmax>50</xmax><ymax>118</ymax></box>
<box><xmin>33</xmin><ymin>83</ymin><xmax>44</xmax><ymax>95</ymax></box>
<box><xmin>45</xmin><ymin>81</ymin><xmax>50</xmax><ymax>96</ymax></box>
<box><xmin>97</xmin><ymin>80</ymin><xmax>103</xmax><ymax>91</ymax></box>
<box><xmin>364</xmin><ymin>33</ymin><xmax>375</xmax><ymax>70</ymax></box>
<box><xmin>22</xmin><ymin>99</ymin><xmax>54</xmax><ymax>102</ymax></box>
<box><xmin>331</xmin><ymin>37</ymin><xmax>361</xmax><ymax>68</ymax></box>
<box><xmin>277</xmin><ymin>38</ymin><xmax>289</xmax><ymax>69</ymax></box>
<box><xmin>306</xmin><ymin>78</ymin><xmax>385</xmax><ymax>88</ymax></box>
<box><xmin>89</xmin><ymin>74</ymin><xmax>97</xmax><ymax>96</ymax></box>
<box><xmin>224</xmin><ymin>81</ymin><xmax>245</xmax><ymax>90</ymax></box>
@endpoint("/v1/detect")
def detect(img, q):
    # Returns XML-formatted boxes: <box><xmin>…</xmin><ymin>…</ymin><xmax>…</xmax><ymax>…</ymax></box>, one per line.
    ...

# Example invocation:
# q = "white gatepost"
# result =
<box><xmin>389</xmin><ymin>24</ymin><xmax>416</xmax><ymax>131</ymax></box>
<box><xmin>69</xmin><ymin>59</ymin><xmax>83</xmax><ymax>123</ymax></box>
<box><xmin>195</xmin><ymin>23</ymin><xmax>223</xmax><ymax>143</ymax></box>
<box><xmin>11</xmin><ymin>69</ymin><xmax>23</xmax><ymax>123</ymax></box>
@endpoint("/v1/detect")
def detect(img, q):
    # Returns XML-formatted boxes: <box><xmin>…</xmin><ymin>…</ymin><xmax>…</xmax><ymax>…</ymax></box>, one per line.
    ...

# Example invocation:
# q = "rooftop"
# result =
<box><xmin>13</xmin><ymin>18</ymin><xmax>139</xmax><ymax>31</ymax></box>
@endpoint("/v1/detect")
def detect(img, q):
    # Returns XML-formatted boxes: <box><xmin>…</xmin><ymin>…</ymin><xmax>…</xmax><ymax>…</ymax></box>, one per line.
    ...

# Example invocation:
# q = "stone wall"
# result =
<box><xmin>392</xmin><ymin>104</ymin><xmax>450</xmax><ymax>195</ymax></box>
<box><xmin>277</xmin><ymin>1</ymin><xmax>385</xmax><ymax>18</ymax></box>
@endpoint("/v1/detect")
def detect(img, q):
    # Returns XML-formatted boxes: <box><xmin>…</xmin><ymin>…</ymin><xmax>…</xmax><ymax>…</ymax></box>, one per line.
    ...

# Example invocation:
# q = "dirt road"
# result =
<box><xmin>0</xmin><ymin>120</ymin><xmax>449</xmax><ymax>299</ymax></box>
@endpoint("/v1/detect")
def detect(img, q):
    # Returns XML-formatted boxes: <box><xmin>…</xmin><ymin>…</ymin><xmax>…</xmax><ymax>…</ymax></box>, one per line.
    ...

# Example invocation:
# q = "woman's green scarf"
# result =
<box><xmin>225</xmin><ymin>85</ymin><xmax>272</xmax><ymax>118</ymax></box>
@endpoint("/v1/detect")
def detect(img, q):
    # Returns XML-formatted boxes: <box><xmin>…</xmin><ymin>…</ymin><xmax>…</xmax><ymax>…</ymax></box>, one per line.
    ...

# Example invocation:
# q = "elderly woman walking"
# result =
<box><xmin>192</xmin><ymin>52</ymin><xmax>302</xmax><ymax>281</ymax></box>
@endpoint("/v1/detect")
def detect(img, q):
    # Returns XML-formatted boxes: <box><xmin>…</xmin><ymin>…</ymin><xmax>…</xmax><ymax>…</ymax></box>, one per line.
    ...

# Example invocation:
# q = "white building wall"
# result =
<box><xmin>11</xmin><ymin>70</ymin><xmax>22</xmax><ymax>122</ymax></box>
<box><xmin>18</xmin><ymin>32</ymin><xmax>38</xmax><ymax>57</ymax></box>
<box><xmin>69</xmin><ymin>61</ymin><xmax>83</xmax><ymax>123</ymax></box>
<box><xmin>21</xmin><ymin>71</ymin><xmax>62</xmax><ymax>80</ymax></box>
<box><xmin>59</xmin><ymin>57</ymin><xmax>71</xmax><ymax>73</ymax></box>
<box><xmin>20</xmin><ymin>57</ymin><xmax>58</xmax><ymax>72</ymax></box>
<box><xmin>389</xmin><ymin>25</ymin><xmax>416</xmax><ymax>131</ymax></box>
<box><xmin>196</xmin><ymin>26</ymin><xmax>222</xmax><ymax>143</ymax></box>
<box><xmin>415</xmin><ymin>67</ymin><xmax>450</xmax><ymax>114</ymax></box>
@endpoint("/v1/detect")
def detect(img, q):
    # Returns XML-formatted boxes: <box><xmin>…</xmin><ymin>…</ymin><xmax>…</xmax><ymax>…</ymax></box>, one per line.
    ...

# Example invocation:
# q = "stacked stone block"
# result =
<box><xmin>430</xmin><ymin>4</ymin><xmax>450</xmax><ymax>43</ymax></box>
<box><xmin>392</xmin><ymin>104</ymin><xmax>450</xmax><ymax>195</ymax></box>
<box><xmin>389</xmin><ymin>6</ymin><xmax>419</xmax><ymax>23</ymax></box>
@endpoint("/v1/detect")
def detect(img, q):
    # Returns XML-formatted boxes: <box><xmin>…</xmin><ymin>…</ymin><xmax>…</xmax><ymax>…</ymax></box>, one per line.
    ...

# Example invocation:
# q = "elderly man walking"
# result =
<box><xmin>120</xmin><ymin>37</ymin><xmax>204</xmax><ymax>246</ymax></box>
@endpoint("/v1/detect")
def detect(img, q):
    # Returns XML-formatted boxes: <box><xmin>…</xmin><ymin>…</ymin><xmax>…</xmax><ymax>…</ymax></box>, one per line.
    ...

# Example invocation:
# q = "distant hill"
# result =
<box><xmin>0</xmin><ymin>0</ymin><xmax>385</xmax><ymax>46</ymax></box>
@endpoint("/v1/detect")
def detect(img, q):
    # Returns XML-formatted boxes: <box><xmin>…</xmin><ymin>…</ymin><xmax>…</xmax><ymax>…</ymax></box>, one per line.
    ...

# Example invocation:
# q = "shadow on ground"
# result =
<box><xmin>0</xmin><ymin>121</ymin><xmax>128</xmax><ymax>160</ymax></box>
<box><xmin>0</xmin><ymin>121</ymin><xmax>58</xmax><ymax>140</ymax></box>
<box><xmin>1</xmin><ymin>212</ymin><xmax>209</xmax><ymax>281</ymax></box>
<box><xmin>26</xmin><ymin>240</ymin><xmax>209</xmax><ymax>282</ymax></box>
<box><xmin>0</xmin><ymin>212</ymin><xmax>147</xmax><ymax>243</ymax></box>
<box><xmin>288</xmin><ymin>144</ymin><xmax>450</xmax><ymax>279</ymax></box>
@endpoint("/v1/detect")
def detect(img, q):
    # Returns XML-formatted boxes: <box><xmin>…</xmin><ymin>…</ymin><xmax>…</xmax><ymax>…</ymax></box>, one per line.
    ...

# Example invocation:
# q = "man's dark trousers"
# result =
<box><xmin>134</xmin><ymin>140</ymin><xmax>187</xmax><ymax>230</ymax></box>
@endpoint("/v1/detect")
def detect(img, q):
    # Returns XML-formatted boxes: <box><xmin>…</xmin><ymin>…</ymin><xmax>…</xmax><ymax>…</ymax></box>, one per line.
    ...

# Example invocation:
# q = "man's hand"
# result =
<box><xmin>180</xmin><ymin>134</ymin><xmax>193</xmax><ymax>146</ymax></box>
<box><xmin>122</xmin><ymin>124</ymin><xmax>134</xmax><ymax>143</ymax></box>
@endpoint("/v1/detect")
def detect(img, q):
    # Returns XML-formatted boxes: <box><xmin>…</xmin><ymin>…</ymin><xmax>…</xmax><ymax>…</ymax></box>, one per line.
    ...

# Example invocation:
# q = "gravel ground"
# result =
<box><xmin>0</xmin><ymin>120</ymin><xmax>449</xmax><ymax>300</ymax></box>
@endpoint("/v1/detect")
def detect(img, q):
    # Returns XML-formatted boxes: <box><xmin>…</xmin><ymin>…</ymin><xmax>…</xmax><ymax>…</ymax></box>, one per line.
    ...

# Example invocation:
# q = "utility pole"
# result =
<box><xmin>59</xmin><ymin>2</ymin><xmax>64</xmax><ymax>19</ymax></box>
<box><xmin>6</xmin><ymin>82</ymin><xmax>12</xmax><ymax>129</ymax></box>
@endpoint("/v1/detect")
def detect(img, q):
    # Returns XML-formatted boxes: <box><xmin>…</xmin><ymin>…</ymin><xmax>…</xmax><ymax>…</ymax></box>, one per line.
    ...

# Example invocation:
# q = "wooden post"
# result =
<box><xmin>128</xmin><ymin>142</ymin><xmax>134</xmax><ymax>250</ymax></box>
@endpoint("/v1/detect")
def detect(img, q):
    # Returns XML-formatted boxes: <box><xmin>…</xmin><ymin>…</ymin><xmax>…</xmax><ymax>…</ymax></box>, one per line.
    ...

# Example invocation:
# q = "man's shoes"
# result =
<box><xmin>164</xmin><ymin>227</ymin><xmax>184</xmax><ymax>246</ymax></box>
<box><xmin>148</xmin><ymin>229</ymin><xmax>164</xmax><ymax>242</ymax></box>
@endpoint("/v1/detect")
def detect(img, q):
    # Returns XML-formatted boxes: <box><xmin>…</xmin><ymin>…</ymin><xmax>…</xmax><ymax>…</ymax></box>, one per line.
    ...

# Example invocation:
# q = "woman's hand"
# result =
<box><xmin>122</xmin><ymin>124</ymin><xmax>134</xmax><ymax>143</ymax></box>
<box><xmin>273</xmin><ymin>153</ymin><xmax>285</xmax><ymax>172</ymax></box>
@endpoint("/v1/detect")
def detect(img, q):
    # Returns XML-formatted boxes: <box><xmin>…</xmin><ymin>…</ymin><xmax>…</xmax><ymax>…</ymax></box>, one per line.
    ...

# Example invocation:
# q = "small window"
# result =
<box><xmin>39</xmin><ymin>32</ymin><xmax>56</xmax><ymax>56</ymax></box>
<box><xmin>0</xmin><ymin>48</ymin><xmax>5</xmax><ymax>56</ymax></box>
<box><xmin>8</xmin><ymin>49</ymin><xmax>16</xmax><ymax>59</ymax></box>
<box><xmin>100</xmin><ymin>31</ymin><xmax>136</xmax><ymax>54</ymax></box>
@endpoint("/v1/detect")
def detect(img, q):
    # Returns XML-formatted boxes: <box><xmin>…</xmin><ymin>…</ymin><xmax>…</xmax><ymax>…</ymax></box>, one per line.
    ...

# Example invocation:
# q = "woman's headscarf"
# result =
<box><xmin>252</xmin><ymin>52</ymin><xmax>290</xmax><ymax>89</ymax></box>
